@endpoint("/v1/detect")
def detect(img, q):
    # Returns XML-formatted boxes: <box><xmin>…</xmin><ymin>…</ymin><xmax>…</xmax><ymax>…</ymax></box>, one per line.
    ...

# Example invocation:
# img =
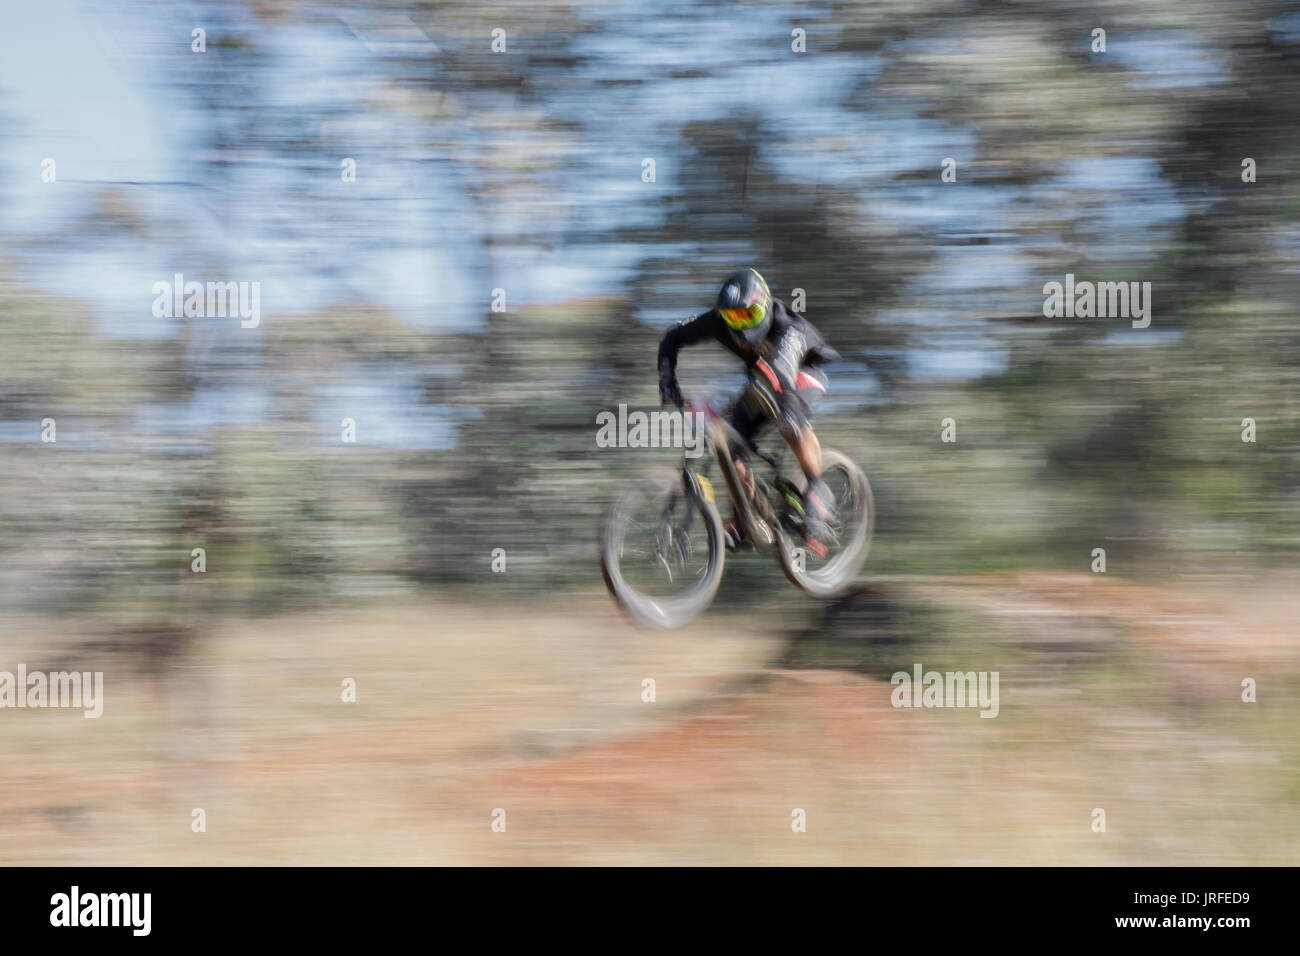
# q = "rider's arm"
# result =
<box><xmin>786</xmin><ymin>309</ymin><xmax>842</xmax><ymax>367</ymax></box>
<box><xmin>657</xmin><ymin>311</ymin><xmax>719</xmax><ymax>404</ymax></box>
<box><xmin>658</xmin><ymin>311</ymin><xmax>718</xmax><ymax>371</ymax></box>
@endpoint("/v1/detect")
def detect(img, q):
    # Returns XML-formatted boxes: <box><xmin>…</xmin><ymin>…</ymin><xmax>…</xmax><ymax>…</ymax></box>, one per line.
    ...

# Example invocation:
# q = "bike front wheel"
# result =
<box><xmin>600</xmin><ymin>469</ymin><xmax>726</xmax><ymax>629</ymax></box>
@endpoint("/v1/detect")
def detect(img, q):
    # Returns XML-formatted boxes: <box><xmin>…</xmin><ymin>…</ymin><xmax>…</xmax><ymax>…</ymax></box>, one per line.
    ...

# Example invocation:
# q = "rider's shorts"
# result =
<box><xmin>729</xmin><ymin>363</ymin><xmax>828</xmax><ymax>452</ymax></box>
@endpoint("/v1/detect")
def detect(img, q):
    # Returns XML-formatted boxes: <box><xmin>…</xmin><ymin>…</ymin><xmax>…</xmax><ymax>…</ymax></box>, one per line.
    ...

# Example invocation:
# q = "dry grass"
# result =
<box><xmin>1</xmin><ymin>576</ymin><xmax>1296</xmax><ymax>865</ymax></box>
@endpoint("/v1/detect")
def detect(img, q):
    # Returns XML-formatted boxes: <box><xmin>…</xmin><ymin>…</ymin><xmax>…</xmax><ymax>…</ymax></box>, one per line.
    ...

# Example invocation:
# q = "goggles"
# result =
<box><xmin>720</xmin><ymin>301</ymin><xmax>767</xmax><ymax>329</ymax></box>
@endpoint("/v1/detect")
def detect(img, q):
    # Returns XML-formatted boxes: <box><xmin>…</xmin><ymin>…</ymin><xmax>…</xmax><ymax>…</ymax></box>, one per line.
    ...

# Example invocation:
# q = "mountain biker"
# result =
<box><xmin>657</xmin><ymin>268</ymin><xmax>842</xmax><ymax>554</ymax></box>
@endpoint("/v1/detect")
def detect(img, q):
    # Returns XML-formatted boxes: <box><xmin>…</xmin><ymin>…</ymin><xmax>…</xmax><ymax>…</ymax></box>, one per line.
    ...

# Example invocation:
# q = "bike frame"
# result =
<box><xmin>681</xmin><ymin>399</ymin><xmax>787</xmax><ymax>550</ymax></box>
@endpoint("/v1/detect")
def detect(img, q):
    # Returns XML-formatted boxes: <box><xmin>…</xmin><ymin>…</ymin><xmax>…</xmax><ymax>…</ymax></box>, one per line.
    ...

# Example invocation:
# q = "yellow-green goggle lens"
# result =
<box><xmin>721</xmin><ymin>303</ymin><xmax>765</xmax><ymax>329</ymax></box>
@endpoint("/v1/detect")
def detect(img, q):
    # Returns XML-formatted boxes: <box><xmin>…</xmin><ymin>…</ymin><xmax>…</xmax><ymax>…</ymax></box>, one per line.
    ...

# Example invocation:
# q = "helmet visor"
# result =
<box><xmin>720</xmin><ymin>302</ymin><xmax>766</xmax><ymax>329</ymax></box>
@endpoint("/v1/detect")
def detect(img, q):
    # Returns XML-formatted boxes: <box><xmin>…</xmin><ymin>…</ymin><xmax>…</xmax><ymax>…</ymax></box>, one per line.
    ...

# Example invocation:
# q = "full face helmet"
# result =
<box><xmin>716</xmin><ymin>268</ymin><xmax>772</xmax><ymax>347</ymax></box>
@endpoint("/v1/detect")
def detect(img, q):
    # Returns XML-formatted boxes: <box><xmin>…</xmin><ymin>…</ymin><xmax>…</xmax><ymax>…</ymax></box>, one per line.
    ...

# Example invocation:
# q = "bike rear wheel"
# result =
<box><xmin>775</xmin><ymin>449</ymin><xmax>874</xmax><ymax>597</ymax></box>
<box><xmin>601</xmin><ymin>469</ymin><xmax>726</xmax><ymax>629</ymax></box>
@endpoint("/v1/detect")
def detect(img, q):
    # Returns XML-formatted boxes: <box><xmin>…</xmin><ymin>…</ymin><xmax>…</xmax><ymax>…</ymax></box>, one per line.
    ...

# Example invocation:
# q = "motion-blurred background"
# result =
<box><xmin>0</xmin><ymin>0</ymin><xmax>1297</xmax><ymax>864</ymax></box>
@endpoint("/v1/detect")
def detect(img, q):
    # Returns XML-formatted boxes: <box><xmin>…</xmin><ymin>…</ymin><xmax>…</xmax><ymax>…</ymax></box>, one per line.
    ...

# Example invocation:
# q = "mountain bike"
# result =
<box><xmin>600</xmin><ymin>391</ymin><xmax>874</xmax><ymax>629</ymax></box>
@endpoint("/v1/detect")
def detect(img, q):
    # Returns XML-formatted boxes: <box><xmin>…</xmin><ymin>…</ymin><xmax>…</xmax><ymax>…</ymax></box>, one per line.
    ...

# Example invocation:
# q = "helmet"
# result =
<box><xmin>715</xmin><ymin>268</ymin><xmax>771</xmax><ymax>345</ymax></box>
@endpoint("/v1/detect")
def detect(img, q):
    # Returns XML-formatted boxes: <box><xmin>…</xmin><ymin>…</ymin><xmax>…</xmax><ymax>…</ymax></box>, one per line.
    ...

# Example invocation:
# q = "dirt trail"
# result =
<box><xmin>1</xmin><ymin>574</ymin><xmax>1296</xmax><ymax>864</ymax></box>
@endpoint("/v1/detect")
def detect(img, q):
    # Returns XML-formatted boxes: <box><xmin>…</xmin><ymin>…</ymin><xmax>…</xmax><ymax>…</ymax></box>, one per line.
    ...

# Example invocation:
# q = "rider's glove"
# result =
<box><xmin>659</xmin><ymin>376</ymin><xmax>684</xmax><ymax>408</ymax></box>
<box><xmin>658</xmin><ymin>360</ymin><xmax>684</xmax><ymax>408</ymax></box>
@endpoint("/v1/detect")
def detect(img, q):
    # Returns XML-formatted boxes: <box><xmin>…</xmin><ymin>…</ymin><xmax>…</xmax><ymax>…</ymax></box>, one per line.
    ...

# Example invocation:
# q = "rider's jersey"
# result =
<box><xmin>657</xmin><ymin>298</ymin><xmax>840</xmax><ymax>394</ymax></box>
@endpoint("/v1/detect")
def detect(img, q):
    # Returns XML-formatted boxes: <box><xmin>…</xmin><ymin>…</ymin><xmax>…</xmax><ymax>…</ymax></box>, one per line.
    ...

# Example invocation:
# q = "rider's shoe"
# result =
<box><xmin>802</xmin><ymin>476</ymin><xmax>837</xmax><ymax>556</ymax></box>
